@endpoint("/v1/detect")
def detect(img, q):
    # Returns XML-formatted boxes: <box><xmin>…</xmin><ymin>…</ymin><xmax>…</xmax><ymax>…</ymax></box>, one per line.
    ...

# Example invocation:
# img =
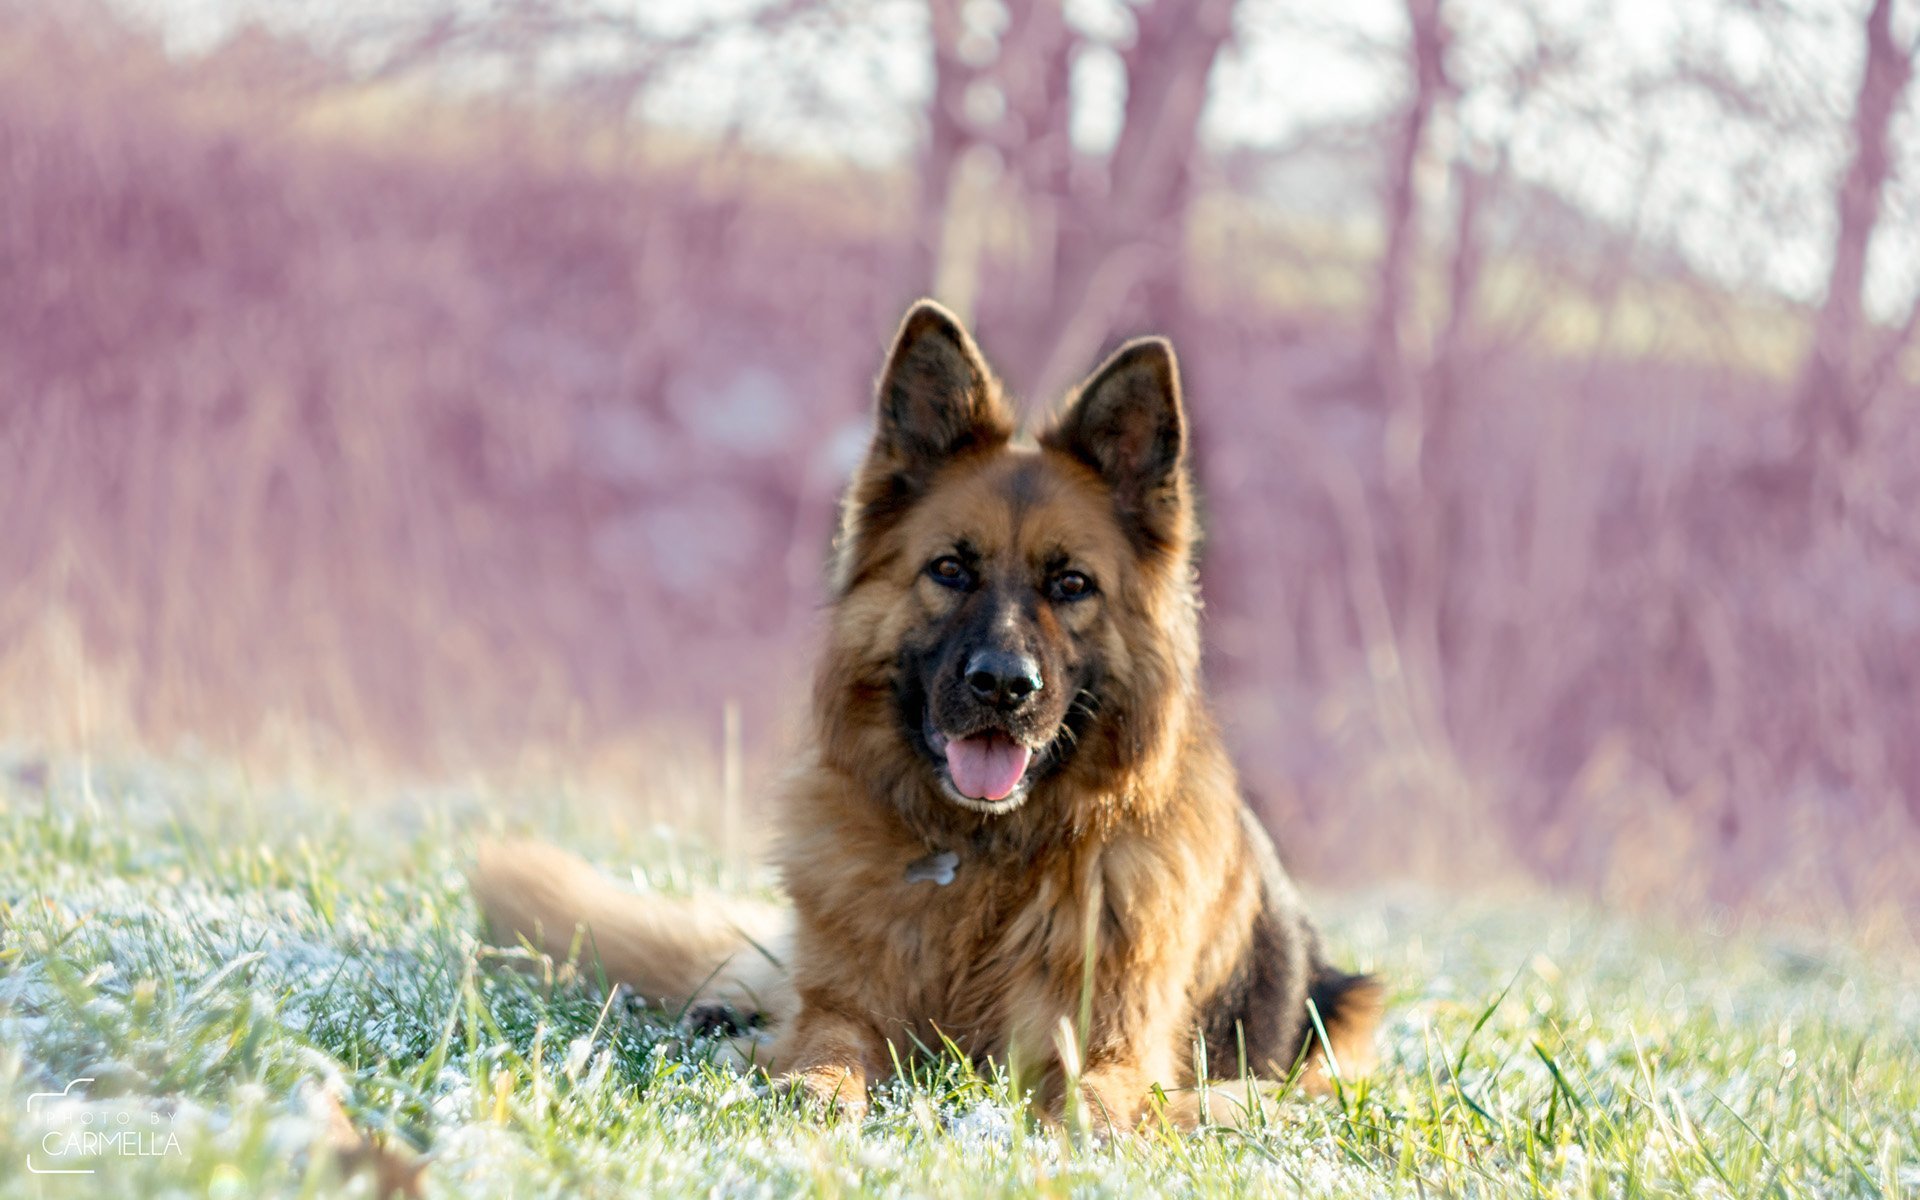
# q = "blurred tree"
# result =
<box><xmin>1372</xmin><ymin>0</ymin><xmax>1453</xmax><ymax>426</ymax></box>
<box><xmin>1351</xmin><ymin>0</ymin><xmax>1458</xmax><ymax>769</ymax></box>
<box><xmin>911</xmin><ymin>0</ymin><xmax>1241</xmax><ymax>402</ymax></box>
<box><xmin>1790</xmin><ymin>0</ymin><xmax>1918</xmax><ymax>514</ymax></box>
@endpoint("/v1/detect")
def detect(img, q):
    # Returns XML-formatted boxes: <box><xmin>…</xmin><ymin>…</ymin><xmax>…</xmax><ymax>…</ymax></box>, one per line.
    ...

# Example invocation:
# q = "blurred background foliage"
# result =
<box><xmin>2</xmin><ymin>0</ymin><xmax>1917</xmax><ymax>922</ymax></box>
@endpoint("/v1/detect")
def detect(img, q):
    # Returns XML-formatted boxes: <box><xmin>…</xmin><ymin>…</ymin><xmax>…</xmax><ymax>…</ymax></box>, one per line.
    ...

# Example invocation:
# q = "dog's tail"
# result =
<box><xmin>468</xmin><ymin>839</ymin><xmax>793</xmax><ymax>1022</ymax></box>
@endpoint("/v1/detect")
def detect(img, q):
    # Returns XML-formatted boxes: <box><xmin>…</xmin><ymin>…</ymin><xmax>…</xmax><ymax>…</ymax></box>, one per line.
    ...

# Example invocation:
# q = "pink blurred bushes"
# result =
<box><xmin>1</xmin><ymin>16</ymin><xmax>885</xmax><ymax>758</ymax></box>
<box><xmin>2</xmin><ymin>13</ymin><xmax>1916</xmax><ymax>919</ymax></box>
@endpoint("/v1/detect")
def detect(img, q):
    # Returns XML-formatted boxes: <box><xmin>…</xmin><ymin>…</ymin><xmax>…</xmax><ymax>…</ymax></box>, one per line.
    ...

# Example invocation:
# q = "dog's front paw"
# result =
<box><xmin>1066</xmin><ymin>1068</ymin><xmax>1151</xmax><ymax>1136</ymax></box>
<box><xmin>772</xmin><ymin>1066</ymin><xmax>868</xmax><ymax>1121</ymax></box>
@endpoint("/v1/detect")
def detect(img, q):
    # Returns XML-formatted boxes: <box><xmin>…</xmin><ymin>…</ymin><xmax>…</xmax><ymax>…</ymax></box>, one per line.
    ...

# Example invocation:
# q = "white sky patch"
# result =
<box><xmin>1068</xmin><ymin>40</ymin><xmax>1126</xmax><ymax>155</ymax></box>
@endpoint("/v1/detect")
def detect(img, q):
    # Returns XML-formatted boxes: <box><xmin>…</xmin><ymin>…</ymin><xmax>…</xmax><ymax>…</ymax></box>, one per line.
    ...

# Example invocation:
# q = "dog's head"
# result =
<box><xmin>823</xmin><ymin>301</ymin><xmax>1199</xmax><ymax>817</ymax></box>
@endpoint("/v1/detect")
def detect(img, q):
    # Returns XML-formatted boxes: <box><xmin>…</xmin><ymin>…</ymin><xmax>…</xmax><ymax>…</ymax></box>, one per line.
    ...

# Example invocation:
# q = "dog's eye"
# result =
<box><xmin>927</xmin><ymin>556</ymin><xmax>972</xmax><ymax>589</ymax></box>
<box><xmin>1050</xmin><ymin>571</ymin><xmax>1094</xmax><ymax>602</ymax></box>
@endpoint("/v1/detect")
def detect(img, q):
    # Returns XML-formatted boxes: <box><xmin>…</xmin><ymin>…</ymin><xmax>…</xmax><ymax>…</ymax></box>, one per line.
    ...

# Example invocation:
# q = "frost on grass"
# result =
<box><xmin>1</xmin><ymin>757</ymin><xmax>1918</xmax><ymax>1198</ymax></box>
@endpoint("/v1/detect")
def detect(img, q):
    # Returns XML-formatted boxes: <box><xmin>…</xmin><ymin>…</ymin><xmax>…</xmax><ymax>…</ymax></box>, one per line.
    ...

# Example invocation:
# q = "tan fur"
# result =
<box><xmin>470</xmin><ymin>301</ymin><xmax>1382</xmax><ymax>1131</ymax></box>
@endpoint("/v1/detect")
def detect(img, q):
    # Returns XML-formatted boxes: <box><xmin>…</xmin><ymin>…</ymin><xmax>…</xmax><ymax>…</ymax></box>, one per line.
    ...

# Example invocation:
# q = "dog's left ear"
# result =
<box><xmin>1043</xmin><ymin>338</ymin><xmax>1189</xmax><ymax>551</ymax></box>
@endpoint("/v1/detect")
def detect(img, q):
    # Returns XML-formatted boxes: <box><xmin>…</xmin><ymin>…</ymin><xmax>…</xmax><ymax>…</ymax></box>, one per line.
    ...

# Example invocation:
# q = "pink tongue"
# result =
<box><xmin>944</xmin><ymin>734</ymin><xmax>1033</xmax><ymax>801</ymax></box>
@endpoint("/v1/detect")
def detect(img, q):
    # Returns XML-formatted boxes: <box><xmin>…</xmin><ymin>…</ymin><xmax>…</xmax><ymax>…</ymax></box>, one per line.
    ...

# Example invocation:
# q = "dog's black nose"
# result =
<box><xmin>965</xmin><ymin>649</ymin><xmax>1043</xmax><ymax>710</ymax></box>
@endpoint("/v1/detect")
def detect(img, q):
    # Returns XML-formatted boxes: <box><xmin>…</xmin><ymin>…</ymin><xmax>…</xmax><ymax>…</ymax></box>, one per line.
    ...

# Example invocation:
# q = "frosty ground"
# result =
<box><xmin>1</xmin><ymin>753</ymin><xmax>1915</xmax><ymax>1198</ymax></box>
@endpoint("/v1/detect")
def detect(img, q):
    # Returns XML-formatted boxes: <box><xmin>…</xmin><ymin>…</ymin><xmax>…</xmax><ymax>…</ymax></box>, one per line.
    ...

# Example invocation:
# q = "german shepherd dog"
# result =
<box><xmin>471</xmin><ymin>301</ymin><xmax>1381</xmax><ymax>1129</ymax></box>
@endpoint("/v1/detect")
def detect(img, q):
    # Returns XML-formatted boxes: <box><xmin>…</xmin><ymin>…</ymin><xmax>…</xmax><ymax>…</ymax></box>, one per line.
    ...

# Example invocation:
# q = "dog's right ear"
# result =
<box><xmin>869</xmin><ymin>300</ymin><xmax>1013</xmax><ymax>480</ymax></box>
<box><xmin>836</xmin><ymin>302</ymin><xmax>1012</xmax><ymax>593</ymax></box>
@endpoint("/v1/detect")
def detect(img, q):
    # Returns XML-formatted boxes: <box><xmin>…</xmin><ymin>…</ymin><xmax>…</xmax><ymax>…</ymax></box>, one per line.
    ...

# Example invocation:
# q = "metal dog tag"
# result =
<box><xmin>904</xmin><ymin>850</ymin><xmax>959</xmax><ymax>886</ymax></box>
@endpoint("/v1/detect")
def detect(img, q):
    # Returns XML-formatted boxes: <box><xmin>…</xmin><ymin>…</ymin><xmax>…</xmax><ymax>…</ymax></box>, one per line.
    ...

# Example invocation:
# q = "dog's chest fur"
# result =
<box><xmin>775</xmin><ymin>764</ymin><xmax>1250</xmax><ymax>1068</ymax></box>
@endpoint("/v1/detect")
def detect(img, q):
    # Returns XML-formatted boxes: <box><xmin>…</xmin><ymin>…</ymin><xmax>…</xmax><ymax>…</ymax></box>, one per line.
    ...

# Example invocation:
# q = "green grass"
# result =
<box><xmin>0</xmin><ymin>751</ymin><xmax>1915</xmax><ymax>1198</ymax></box>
